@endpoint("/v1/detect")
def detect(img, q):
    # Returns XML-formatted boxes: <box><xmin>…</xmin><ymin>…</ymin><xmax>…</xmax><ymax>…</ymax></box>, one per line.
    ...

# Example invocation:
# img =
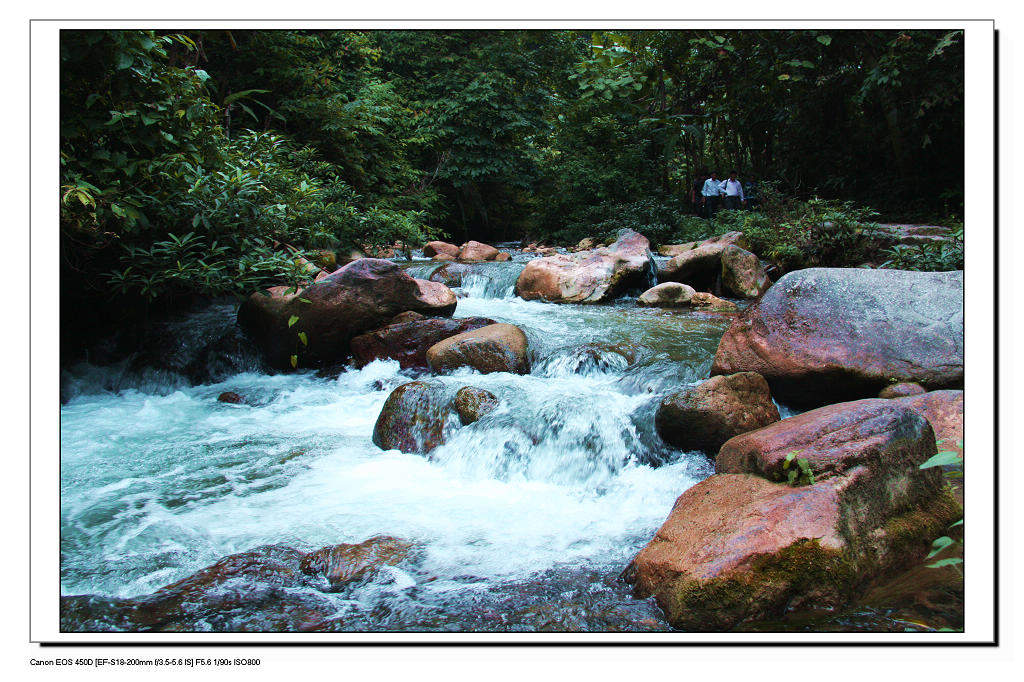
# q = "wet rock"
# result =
<box><xmin>626</xmin><ymin>398</ymin><xmax>960</xmax><ymax>631</ymax></box>
<box><xmin>892</xmin><ymin>390</ymin><xmax>963</xmax><ymax>459</ymax></box>
<box><xmin>237</xmin><ymin>258</ymin><xmax>458</xmax><ymax>369</ymax></box>
<box><xmin>372</xmin><ymin>381</ymin><xmax>455</xmax><ymax>454</ymax></box>
<box><xmin>428</xmin><ymin>262</ymin><xmax>475</xmax><ymax>287</ymax></box>
<box><xmin>716</xmin><ymin>399</ymin><xmax>941</xmax><ymax>495</ymax></box>
<box><xmin>423</xmin><ymin>241</ymin><xmax>459</xmax><ymax>258</ymax></box>
<box><xmin>879</xmin><ymin>382</ymin><xmax>927</xmax><ymax>399</ymax></box>
<box><xmin>710</xmin><ymin>268</ymin><xmax>964</xmax><ymax>406</ymax></box>
<box><xmin>453</xmin><ymin>386</ymin><xmax>499</xmax><ymax>424</ymax></box>
<box><xmin>217</xmin><ymin>391</ymin><xmax>245</xmax><ymax>404</ymax></box>
<box><xmin>637</xmin><ymin>282</ymin><xmax>696</xmax><ymax>307</ymax></box>
<box><xmin>61</xmin><ymin>538</ymin><xmax>417</xmax><ymax>632</ymax></box>
<box><xmin>458</xmin><ymin>240</ymin><xmax>500</xmax><ymax>261</ymax></box>
<box><xmin>300</xmin><ymin>536</ymin><xmax>414</xmax><ymax>588</ymax></box>
<box><xmin>720</xmin><ymin>245</ymin><xmax>770</xmax><ymax>298</ymax></box>
<box><xmin>432</xmin><ymin>253</ymin><xmax>456</xmax><ymax>261</ymax></box>
<box><xmin>426</xmin><ymin>323</ymin><xmax>530</xmax><ymax>375</ymax></box>
<box><xmin>515</xmin><ymin>229</ymin><xmax>655</xmax><ymax>303</ymax></box>
<box><xmin>574</xmin><ymin>237</ymin><xmax>598</xmax><ymax>252</ymax></box>
<box><xmin>659</xmin><ymin>241</ymin><xmax>767</xmax><ymax>299</ymax></box>
<box><xmin>350</xmin><ymin>316</ymin><xmax>497</xmax><ymax>369</ymax></box>
<box><xmin>494</xmin><ymin>252</ymin><xmax>512</xmax><ymax>262</ymax></box>
<box><xmin>690</xmin><ymin>292</ymin><xmax>738</xmax><ymax>311</ymax></box>
<box><xmin>61</xmin><ymin>545</ymin><xmax>314</xmax><ymax>631</ymax></box>
<box><xmin>655</xmin><ymin>372</ymin><xmax>780</xmax><ymax>453</ymax></box>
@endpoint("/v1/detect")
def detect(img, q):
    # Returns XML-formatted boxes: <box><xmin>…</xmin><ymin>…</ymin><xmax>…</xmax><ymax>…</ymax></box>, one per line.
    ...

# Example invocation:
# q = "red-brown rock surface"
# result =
<box><xmin>350</xmin><ymin>315</ymin><xmax>497</xmax><ymax>369</ymax></box>
<box><xmin>423</xmin><ymin>241</ymin><xmax>459</xmax><ymax>258</ymax></box>
<box><xmin>238</xmin><ymin>258</ymin><xmax>457</xmax><ymax>369</ymax></box>
<box><xmin>655</xmin><ymin>372</ymin><xmax>780</xmax><ymax>453</ymax></box>
<box><xmin>300</xmin><ymin>536</ymin><xmax>414</xmax><ymax>587</ymax></box>
<box><xmin>626</xmin><ymin>398</ymin><xmax>960</xmax><ymax>631</ymax></box>
<box><xmin>515</xmin><ymin>229</ymin><xmax>655</xmax><ymax>303</ymax></box>
<box><xmin>457</xmin><ymin>240</ymin><xmax>500</xmax><ymax>261</ymax></box>
<box><xmin>426</xmin><ymin>323</ymin><xmax>530</xmax><ymax>375</ymax></box>
<box><xmin>711</xmin><ymin>267</ymin><xmax>964</xmax><ymax>406</ymax></box>
<box><xmin>371</xmin><ymin>381</ymin><xmax>455</xmax><ymax>454</ymax></box>
<box><xmin>893</xmin><ymin>390</ymin><xmax>964</xmax><ymax>459</ymax></box>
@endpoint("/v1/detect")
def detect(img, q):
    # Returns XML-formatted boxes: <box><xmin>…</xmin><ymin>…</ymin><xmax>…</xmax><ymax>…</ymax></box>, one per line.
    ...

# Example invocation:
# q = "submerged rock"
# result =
<box><xmin>626</xmin><ymin>398</ymin><xmax>960</xmax><ymax>631</ymax></box>
<box><xmin>238</xmin><ymin>258</ymin><xmax>457</xmax><ymax>369</ymax></box>
<box><xmin>217</xmin><ymin>391</ymin><xmax>245</xmax><ymax>404</ymax></box>
<box><xmin>372</xmin><ymin>381</ymin><xmax>455</xmax><ymax>454</ymax></box>
<box><xmin>515</xmin><ymin>229</ymin><xmax>655</xmax><ymax>303</ymax></box>
<box><xmin>426</xmin><ymin>323</ymin><xmax>530</xmax><ymax>375</ymax></box>
<box><xmin>300</xmin><ymin>536</ymin><xmax>414</xmax><ymax>588</ymax></box>
<box><xmin>453</xmin><ymin>386</ymin><xmax>500</xmax><ymax>424</ymax></box>
<box><xmin>655</xmin><ymin>372</ymin><xmax>780</xmax><ymax>454</ymax></box>
<box><xmin>350</xmin><ymin>315</ymin><xmax>496</xmax><ymax>370</ymax></box>
<box><xmin>61</xmin><ymin>538</ymin><xmax>416</xmax><ymax>632</ymax></box>
<box><xmin>711</xmin><ymin>268</ymin><xmax>964</xmax><ymax>406</ymax></box>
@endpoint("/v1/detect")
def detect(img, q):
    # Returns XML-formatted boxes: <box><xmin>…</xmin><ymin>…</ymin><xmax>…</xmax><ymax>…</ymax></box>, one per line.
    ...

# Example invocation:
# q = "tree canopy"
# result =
<box><xmin>59</xmin><ymin>28</ymin><xmax>963</xmax><ymax>325</ymax></box>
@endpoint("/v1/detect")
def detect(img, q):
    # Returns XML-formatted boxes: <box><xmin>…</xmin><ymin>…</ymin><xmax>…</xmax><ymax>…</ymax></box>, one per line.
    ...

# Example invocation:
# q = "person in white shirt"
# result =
<box><xmin>720</xmin><ymin>170</ymin><xmax>746</xmax><ymax>211</ymax></box>
<box><xmin>700</xmin><ymin>171</ymin><xmax>722</xmax><ymax>220</ymax></box>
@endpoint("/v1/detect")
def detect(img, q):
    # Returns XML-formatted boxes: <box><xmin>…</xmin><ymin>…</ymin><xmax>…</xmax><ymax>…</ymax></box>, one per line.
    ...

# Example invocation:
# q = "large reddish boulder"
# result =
<box><xmin>372</xmin><ymin>381</ymin><xmax>455</xmax><ymax>454</ymax></box>
<box><xmin>350</xmin><ymin>315</ymin><xmax>497</xmax><ymax>369</ymax></box>
<box><xmin>711</xmin><ymin>268</ymin><xmax>964</xmax><ymax>406</ymax></box>
<box><xmin>457</xmin><ymin>240</ymin><xmax>500</xmax><ymax>261</ymax></box>
<box><xmin>626</xmin><ymin>398</ymin><xmax>961</xmax><ymax>631</ymax></box>
<box><xmin>423</xmin><ymin>241</ymin><xmax>459</xmax><ymax>258</ymax></box>
<box><xmin>238</xmin><ymin>258</ymin><xmax>457</xmax><ymax>369</ymax></box>
<box><xmin>655</xmin><ymin>372</ymin><xmax>780</xmax><ymax>453</ymax></box>
<box><xmin>892</xmin><ymin>390</ymin><xmax>964</xmax><ymax>459</ymax></box>
<box><xmin>426</xmin><ymin>323</ymin><xmax>530</xmax><ymax>375</ymax></box>
<box><xmin>515</xmin><ymin>229</ymin><xmax>655</xmax><ymax>303</ymax></box>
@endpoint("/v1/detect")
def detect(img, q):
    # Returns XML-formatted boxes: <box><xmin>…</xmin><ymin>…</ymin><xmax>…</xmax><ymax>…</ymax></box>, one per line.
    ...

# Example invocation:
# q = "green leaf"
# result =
<box><xmin>287</xmin><ymin>315</ymin><xmax>300</xmax><ymax>328</ymax></box>
<box><xmin>926</xmin><ymin>536</ymin><xmax>954</xmax><ymax>559</ymax></box>
<box><xmin>297</xmin><ymin>332</ymin><xmax>308</xmax><ymax>346</ymax></box>
<box><xmin>927</xmin><ymin>557</ymin><xmax>963</xmax><ymax>569</ymax></box>
<box><xmin>298</xmin><ymin>298</ymin><xmax>312</xmax><ymax>304</ymax></box>
<box><xmin>289</xmin><ymin>354</ymin><xmax>298</xmax><ymax>369</ymax></box>
<box><xmin>949</xmin><ymin>519</ymin><xmax>963</xmax><ymax>528</ymax></box>
<box><xmin>919</xmin><ymin>451</ymin><xmax>963</xmax><ymax>469</ymax></box>
<box><xmin>817</xmin><ymin>35</ymin><xmax>832</xmax><ymax>46</ymax></box>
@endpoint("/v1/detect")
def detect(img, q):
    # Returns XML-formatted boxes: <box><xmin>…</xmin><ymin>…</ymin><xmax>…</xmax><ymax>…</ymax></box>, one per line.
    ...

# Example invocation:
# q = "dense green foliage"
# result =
<box><xmin>59</xmin><ymin>28</ymin><xmax>964</xmax><ymax>339</ymax></box>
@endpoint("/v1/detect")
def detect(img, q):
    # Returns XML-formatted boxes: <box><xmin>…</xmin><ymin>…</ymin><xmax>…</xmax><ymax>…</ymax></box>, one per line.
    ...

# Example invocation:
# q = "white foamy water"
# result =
<box><xmin>60</xmin><ymin>261</ymin><xmax>736</xmax><ymax>629</ymax></box>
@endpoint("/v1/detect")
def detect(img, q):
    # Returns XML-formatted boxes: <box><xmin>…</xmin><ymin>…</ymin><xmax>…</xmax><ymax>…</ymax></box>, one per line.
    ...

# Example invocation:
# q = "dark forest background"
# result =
<box><xmin>60</xmin><ymin>29</ymin><xmax>964</xmax><ymax>345</ymax></box>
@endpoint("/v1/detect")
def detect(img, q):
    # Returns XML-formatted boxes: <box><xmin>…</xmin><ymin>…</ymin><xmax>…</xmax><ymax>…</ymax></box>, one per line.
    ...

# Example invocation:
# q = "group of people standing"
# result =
<box><xmin>690</xmin><ymin>169</ymin><xmax>747</xmax><ymax>220</ymax></box>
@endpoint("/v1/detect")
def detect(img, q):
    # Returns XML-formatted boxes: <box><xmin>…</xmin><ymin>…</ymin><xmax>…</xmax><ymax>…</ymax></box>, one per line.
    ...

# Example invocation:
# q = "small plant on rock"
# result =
<box><xmin>781</xmin><ymin>450</ymin><xmax>815</xmax><ymax>486</ymax></box>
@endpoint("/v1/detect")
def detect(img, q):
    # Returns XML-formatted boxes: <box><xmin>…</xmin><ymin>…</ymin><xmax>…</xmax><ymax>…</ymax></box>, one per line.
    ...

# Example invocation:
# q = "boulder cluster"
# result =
<box><xmin>225</xmin><ymin>227</ymin><xmax>964</xmax><ymax>632</ymax></box>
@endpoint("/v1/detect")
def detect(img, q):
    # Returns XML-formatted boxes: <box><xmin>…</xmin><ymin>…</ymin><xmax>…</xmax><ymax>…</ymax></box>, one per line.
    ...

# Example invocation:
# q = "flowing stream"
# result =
<box><xmin>59</xmin><ymin>254</ymin><xmax>765</xmax><ymax>632</ymax></box>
